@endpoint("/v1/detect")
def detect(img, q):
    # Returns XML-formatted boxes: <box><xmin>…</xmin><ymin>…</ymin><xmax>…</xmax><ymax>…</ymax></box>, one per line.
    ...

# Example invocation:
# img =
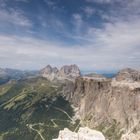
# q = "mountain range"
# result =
<box><xmin>0</xmin><ymin>65</ymin><xmax>140</xmax><ymax>140</ymax></box>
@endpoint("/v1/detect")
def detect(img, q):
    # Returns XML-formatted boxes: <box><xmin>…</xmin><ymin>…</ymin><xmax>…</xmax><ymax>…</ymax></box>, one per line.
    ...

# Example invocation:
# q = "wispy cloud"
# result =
<box><xmin>85</xmin><ymin>0</ymin><xmax>111</xmax><ymax>4</ymax></box>
<box><xmin>0</xmin><ymin>8</ymin><xmax>32</xmax><ymax>27</ymax></box>
<box><xmin>83</xmin><ymin>6</ymin><xmax>95</xmax><ymax>17</ymax></box>
<box><xmin>43</xmin><ymin>0</ymin><xmax>56</xmax><ymax>6</ymax></box>
<box><xmin>72</xmin><ymin>13</ymin><xmax>83</xmax><ymax>31</ymax></box>
<box><xmin>43</xmin><ymin>0</ymin><xmax>57</xmax><ymax>10</ymax></box>
<box><xmin>0</xmin><ymin>0</ymin><xmax>140</xmax><ymax>71</ymax></box>
<box><xmin>0</xmin><ymin>29</ymin><xmax>139</xmax><ymax>71</ymax></box>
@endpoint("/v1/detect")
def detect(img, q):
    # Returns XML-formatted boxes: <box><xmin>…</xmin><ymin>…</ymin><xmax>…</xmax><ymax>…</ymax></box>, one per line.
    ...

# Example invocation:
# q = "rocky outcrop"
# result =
<box><xmin>121</xmin><ymin>131</ymin><xmax>140</xmax><ymax>140</ymax></box>
<box><xmin>40</xmin><ymin>64</ymin><xmax>81</xmax><ymax>81</ymax></box>
<box><xmin>84</xmin><ymin>73</ymin><xmax>107</xmax><ymax>81</ymax></box>
<box><xmin>70</xmin><ymin>69</ymin><xmax>140</xmax><ymax>139</ymax></box>
<box><xmin>40</xmin><ymin>67</ymin><xmax>140</xmax><ymax>139</ymax></box>
<box><xmin>53</xmin><ymin>127</ymin><xmax>105</xmax><ymax>140</ymax></box>
<box><xmin>115</xmin><ymin>68</ymin><xmax>140</xmax><ymax>82</ymax></box>
<box><xmin>57</xmin><ymin>64</ymin><xmax>81</xmax><ymax>80</ymax></box>
<box><xmin>72</xmin><ymin>77</ymin><xmax>112</xmax><ymax>125</ymax></box>
<box><xmin>40</xmin><ymin>65</ymin><xmax>58</xmax><ymax>81</ymax></box>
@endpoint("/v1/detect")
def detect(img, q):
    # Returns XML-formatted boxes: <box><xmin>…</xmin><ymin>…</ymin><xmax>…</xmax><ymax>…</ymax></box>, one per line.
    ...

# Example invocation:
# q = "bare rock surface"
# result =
<box><xmin>40</xmin><ymin>64</ymin><xmax>80</xmax><ymax>81</ymax></box>
<box><xmin>40</xmin><ymin>67</ymin><xmax>140</xmax><ymax>139</ymax></box>
<box><xmin>70</xmin><ymin>68</ymin><xmax>140</xmax><ymax>139</ymax></box>
<box><xmin>40</xmin><ymin>65</ymin><xmax>58</xmax><ymax>81</ymax></box>
<box><xmin>83</xmin><ymin>73</ymin><xmax>107</xmax><ymax>81</ymax></box>
<box><xmin>53</xmin><ymin>127</ymin><xmax>105</xmax><ymax>140</ymax></box>
<box><xmin>115</xmin><ymin>68</ymin><xmax>140</xmax><ymax>82</ymax></box>
<box><xmin>57</xmin><ymin>64</ymin><xmax>81</xmax><ymax>80</ymax></box>
<box><xmin>121</xmin><ymin>131</ymin><xmax>140</xmax><ymax>140</ymax></box>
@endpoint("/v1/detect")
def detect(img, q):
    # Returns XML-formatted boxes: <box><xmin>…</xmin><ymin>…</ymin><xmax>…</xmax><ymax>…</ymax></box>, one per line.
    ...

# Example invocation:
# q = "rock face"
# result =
<box><xmin>72</xmin><ymin>77</ymin><xmax>112</xmax><ymax>125</ymax></box>
<box><xmin>115</xmin><ymin>68</ymin><xmax>140</xmax><ymax>82</ymax></box>
<box><xmin>121</xmin><ymin>131</ymin><xmax>140</xmax><ymax>140</ymax></box>
<box><xmin>40</xmin><ymin>64</ymin><xmax>81</xmax><ymax>81</ymax></box>
<box><xmin>70</xmin><ymin>69</ymin><xmax>140</xmax><ymax>139</ymax></box>
<box><xmin>40</xmin><ymin>65</ymin><xmax>58</xmax><ymax>81</ymax></box>
<box><xmin>57</xmin><ymin>64</ymin><xmax>81</xmax><ymax>80</ymax></box>
<box><xmin>53</xmin><ymin>127</ymin><xmax>105</xmax><ymax>140</ymax></box>
<box><xmin>84</xmin><ymin>73</ymin><xmax>107</xmax><ymax>81</ymax></box>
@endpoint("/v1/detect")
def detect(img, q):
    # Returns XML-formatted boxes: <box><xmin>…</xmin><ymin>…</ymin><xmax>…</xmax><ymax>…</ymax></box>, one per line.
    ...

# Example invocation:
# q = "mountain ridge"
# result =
<box><xmin>0</xmin><ymin>65</ymin><xmax>140</xmax><ymax>140</ymax></box>
<box><xmin>40</xmin><ymin>64</ymin><xmax>81</xmax><ymax>81</ymax></box>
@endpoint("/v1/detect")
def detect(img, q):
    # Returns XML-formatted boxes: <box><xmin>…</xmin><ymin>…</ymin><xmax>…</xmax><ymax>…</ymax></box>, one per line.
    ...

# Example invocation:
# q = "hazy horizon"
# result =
<box><xmin>0</xmin><ymin>64</ymin><xmax>130</xmax><ymax>74</ymax></box>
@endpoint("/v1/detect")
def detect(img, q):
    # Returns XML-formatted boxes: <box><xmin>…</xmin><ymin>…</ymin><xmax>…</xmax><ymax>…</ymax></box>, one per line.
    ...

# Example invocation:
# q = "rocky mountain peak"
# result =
<box><xmin>53</xmin><ymin>67</ymin><xmax>59</xmax><ymax>73</ymax></box>
<box><xmin>57</xmin><ymin>64</ymin><xmax>81</xmax><ymax>80</ymax></box>
<box><xmin>40</xmin><ymin>64</ymin><xmax>81</xmax><ymax>81</ymax></box>
<box><xmin>115</xmin><ymin>68</ymin><xmax>140</xmax><ymax>82</ymax></box>
<box><xmin>41</xmin><ymin>65</ymin><xmax>57</xmax><ymax>74</ymax></box>
<box><xmin>40</xmin><ymin>65</ymin><xmax>58</xmax><ymax>81</ymax></box>
<box><xmin>40</xmin><ymin>65</ymin><xmax>50</xmax><ymax>74</ymax></box>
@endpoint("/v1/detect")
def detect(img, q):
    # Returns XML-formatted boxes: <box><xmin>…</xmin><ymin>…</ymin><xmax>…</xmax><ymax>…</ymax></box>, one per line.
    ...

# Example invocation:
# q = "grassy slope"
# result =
<box><xmin>0</xmin><ymin>77</ymin><xmax>78</xmax><ymax>140</ymax></box>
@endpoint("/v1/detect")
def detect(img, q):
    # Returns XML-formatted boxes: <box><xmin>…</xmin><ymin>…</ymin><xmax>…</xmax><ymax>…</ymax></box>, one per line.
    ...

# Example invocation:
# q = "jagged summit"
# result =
<box><xmin>41</xmin><ymin>65</ymin><xmax>58</xmax><ymax>73</ymax></box>
<box><xmin>58</xmin><ymin>64</ymin><xmax>81</xmax><ymax>79</ymax></box>
<box><xmin>0</xmin><ymin>66</ymin><xmax>140</xmax><ymax>139</ymax></box>
<box><xmin>40</xmin><ymin>65</ymin><xmax>59</xmax><ymax>81</ymax></box>
<box><xmin>40</xmin><ymin>64</ymin><xmax>81</xmax><ymax>81</ymax></box>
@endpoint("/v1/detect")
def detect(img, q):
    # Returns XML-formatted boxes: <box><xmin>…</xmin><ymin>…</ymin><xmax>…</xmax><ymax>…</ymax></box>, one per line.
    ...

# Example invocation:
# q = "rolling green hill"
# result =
<box><xmin>0</xmin><ymin>77</ymin><xmax>79</xmax><ymax>140</ymax></box>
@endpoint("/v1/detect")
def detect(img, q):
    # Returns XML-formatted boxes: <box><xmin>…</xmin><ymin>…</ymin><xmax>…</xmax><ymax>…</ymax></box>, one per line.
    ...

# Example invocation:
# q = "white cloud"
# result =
<box><xmin>86</xmin><ymin>0</ymin><xmax>111</xmax><ymax>4</ymax></box>
<box><xmin>43</xmin><ymin>0</ymin><xmax>57</xmax><ymax>10</ymax></box>
<box><xmin>0</xmin><ymin>8</ymin><xmax>32</xmax><ymax>27</ymax></box>
<box><xmin>0</xmin><ymin>25</ymin><xmax>139</xmax><ymax>71</ymax></box>
<box><xmin>72</xmin><ymin>14</ymin><xmax>83</xmax><ymax>30</ymax></box>
<box><xmin>0</xmin><ymin>0</ymin><xmax>140</xmax><ymax>71</ymax></box>
<box><xmin>43</xmin><ymin>0</ymin><xmax>56</xmax><ymax>6</ymax></box>
<box><xmin>83</xmin><ymin>6</ymin><xmax>95</xmax><ymax>17</ymax></box>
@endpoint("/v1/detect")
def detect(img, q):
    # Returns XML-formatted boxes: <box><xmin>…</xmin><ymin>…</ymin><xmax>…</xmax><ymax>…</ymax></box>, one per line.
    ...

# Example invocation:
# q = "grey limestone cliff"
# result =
<box><xmin>40</xmin><ymin>64</ymin><xmax>81</xmax><ymax>81</ymax></box>
<box><xmin>70</xmin><ymin>68</ymin><xmax>140</xmax><ymax>140</ymax></box>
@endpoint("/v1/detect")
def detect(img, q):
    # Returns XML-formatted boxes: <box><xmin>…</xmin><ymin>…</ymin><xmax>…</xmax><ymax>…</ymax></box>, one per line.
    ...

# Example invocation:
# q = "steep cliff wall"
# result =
<box><xmin>71</xmin><ymin>71</ymin><xmax>140</xmax><ymax>139</ymax></box>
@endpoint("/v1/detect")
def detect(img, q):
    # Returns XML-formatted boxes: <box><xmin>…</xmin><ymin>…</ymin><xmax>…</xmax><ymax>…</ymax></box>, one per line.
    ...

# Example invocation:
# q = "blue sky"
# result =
<box><xmin>0</xmin><ymin>0</ymin><xmax>140</xmax><ymax>71</ymax></box>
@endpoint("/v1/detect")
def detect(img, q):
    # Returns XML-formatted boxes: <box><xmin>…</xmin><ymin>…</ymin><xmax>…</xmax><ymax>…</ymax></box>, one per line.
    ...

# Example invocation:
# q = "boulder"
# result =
<box><xmin>53</xmin><ymin>127</ymin><xmax>105</xmax><ymax>140</ymax></box>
